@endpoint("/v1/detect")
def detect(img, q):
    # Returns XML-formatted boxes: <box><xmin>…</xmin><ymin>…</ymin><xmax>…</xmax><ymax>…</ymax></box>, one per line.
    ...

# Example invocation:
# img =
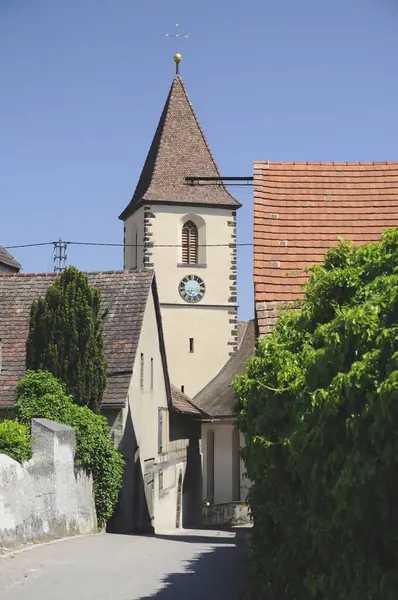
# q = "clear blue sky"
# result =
<box><xmin>1</xmin><ymin>0</ymin><xmax>397</xmax><ymax>319</ymax></box>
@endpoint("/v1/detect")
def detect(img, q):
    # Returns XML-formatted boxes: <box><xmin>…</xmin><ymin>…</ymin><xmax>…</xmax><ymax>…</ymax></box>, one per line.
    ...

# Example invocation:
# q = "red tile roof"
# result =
<box><xmin>254</xmin><ymin>161</ymin><xmax>398</xmax><ymax>336</ymax></box>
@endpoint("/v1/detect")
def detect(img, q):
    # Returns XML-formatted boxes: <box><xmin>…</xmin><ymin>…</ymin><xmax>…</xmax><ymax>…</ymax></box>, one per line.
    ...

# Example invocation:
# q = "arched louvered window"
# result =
<box><xmin>181</xmin><ymin>220</ymin><xmax>198</xmax><ymax>264</ymax></box>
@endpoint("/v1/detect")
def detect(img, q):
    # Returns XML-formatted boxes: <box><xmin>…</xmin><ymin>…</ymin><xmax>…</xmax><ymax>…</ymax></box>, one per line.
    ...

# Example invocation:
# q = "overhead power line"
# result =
<box><xmin>5</xmin><ymin>240</ymin><xmax>254</xmax><ymax>250</ymax></box>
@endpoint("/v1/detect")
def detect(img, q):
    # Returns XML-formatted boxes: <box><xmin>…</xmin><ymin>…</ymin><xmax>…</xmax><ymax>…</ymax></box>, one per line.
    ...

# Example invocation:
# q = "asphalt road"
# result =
<box><xmin>0</xmin><ymin>528</ymin><xmax>247</xmax><ymax>599</ymax></box>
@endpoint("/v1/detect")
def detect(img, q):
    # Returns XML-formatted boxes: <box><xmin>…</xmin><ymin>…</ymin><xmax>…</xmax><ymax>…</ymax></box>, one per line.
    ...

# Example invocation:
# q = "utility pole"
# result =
<box><xmin>53</xmin><ymin>239</ymin><xmax>67</xmax><ymax>272</ymax></box>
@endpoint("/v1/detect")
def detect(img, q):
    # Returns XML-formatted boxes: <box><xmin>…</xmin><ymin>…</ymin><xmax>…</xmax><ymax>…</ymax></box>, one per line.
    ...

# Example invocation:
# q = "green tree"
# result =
<box><xmin>234</xmin><ymin>228</ymin><xmax>398</xmax><ymax>600</ymax></box>
<box><xmin>26</xmin><ymin>266</ymin><xmax>107</xmax><ymax>413</ymax></box>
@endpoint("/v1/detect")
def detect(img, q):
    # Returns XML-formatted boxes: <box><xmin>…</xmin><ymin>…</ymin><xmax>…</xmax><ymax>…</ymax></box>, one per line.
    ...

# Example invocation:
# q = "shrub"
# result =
<box><xmin>234</xmin><ymin>228</ymin><xmax>398</xmax><ymax>600</ymax></box>
<box><xmin>0</xmin><ymin>419</ymin><xmax>31</xmax><ymax>463</ymax></box>
<box><xmin>26</xmin><ymin>266</ymin><xmax>107</xmax><ymax>413</ymax></box>
<box><xmin>16</xmin><ymin>370</ymin><xmax>124</xmax><ymax>529</ymax></box>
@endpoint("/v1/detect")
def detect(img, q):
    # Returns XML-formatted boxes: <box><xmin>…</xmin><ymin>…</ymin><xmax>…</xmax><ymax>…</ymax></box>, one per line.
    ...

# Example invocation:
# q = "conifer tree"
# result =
<box><xmin>26</xmin><ymin>266</ymin><xmax>107</xmax><ymax>413</ymax></box>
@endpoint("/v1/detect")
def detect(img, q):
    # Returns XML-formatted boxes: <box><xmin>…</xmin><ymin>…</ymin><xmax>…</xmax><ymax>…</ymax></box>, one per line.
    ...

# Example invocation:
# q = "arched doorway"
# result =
<box><xmin>176</xmin><ymin>472</ymin><xmax>183</xmax><ymax>528</ymax></box>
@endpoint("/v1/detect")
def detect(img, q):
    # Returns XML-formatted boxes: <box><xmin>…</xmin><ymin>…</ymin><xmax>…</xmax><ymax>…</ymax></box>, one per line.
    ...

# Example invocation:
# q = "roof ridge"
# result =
<box><xmin>254</xmin><ymin>160</ymin><xmax>398</xmax><ymax>166</ymax></box>
<box><xmin>0</xmin><ymin>269</ymin><xmax>154</xmax><ymax>279</ymax></box>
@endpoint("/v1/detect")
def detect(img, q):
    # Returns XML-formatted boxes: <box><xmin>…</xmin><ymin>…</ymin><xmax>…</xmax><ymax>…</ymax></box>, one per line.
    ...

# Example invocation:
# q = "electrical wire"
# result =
<box><xmin>5</xmin><ymin>241</ymin><xmax>254</xmax><ymax>250</ymax></box>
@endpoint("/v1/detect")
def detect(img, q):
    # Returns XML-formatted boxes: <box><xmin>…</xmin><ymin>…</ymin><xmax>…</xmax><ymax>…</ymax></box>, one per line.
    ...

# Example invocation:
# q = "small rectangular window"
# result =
<box><xmin>140</xmin><ymin>353</ymin><xmax>144</xmax><ymax>389</ymax></box>
<box><xmin>189</xmin><ymin>338</ymin><xmax>194</xmax><ymax>353</ymax></box>
<box><xmin>150</xmin><ymin>358</ymin><xmax>154</xmax><ymax>390</ymax></box>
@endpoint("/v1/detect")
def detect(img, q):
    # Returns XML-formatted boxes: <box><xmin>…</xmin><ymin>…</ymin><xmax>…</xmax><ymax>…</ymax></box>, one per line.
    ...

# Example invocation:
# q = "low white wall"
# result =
<box><xmin>0</xmin><ymin>418</ymin><xmax>97</xmax><ymax>547</ymax></box>
<box><xmin>153</xmin><ymin>460</ymin><xmax>186</xmax><ymax>532</ymax></box>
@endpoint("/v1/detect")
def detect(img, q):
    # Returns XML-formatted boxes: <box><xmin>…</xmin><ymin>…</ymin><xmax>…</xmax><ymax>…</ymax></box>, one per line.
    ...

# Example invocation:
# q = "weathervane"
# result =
<box><xmin>166</xmin><ymin>23</ymin><xmax>188</xmax><ymax>75</ymax></box>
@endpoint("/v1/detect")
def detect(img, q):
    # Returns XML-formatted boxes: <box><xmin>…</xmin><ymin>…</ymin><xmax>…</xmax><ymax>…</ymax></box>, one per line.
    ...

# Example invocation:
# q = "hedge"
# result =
<box><xmin>0</xmin><ymin>419</ymin><xmax>31</xmax><ymax>463</ymax></box>
<box><xmin>15</xmin><ymin>370</ymin><xmax>124</xmax><ymax>529</ymax></box>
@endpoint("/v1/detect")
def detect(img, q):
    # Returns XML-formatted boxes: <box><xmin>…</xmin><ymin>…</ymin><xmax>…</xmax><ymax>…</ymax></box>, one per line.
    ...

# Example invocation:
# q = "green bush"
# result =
<box><xmin>0</xmin><ymin>419</ymin><xmax>31</xmax><ymax>463</ymax></box>
<box><xmin>16</xmin><ymin>370</ymin><xmax>124</xmax><ymax>529</ymax></box>
<box><xmin>234</xmin><ymin>228</ymin><xmax>398</xmax><ymax>600</ymax></box>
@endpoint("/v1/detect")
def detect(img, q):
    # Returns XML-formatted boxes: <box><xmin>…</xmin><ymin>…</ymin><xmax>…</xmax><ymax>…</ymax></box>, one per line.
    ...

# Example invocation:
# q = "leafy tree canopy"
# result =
<box><xmin>234</xmin><ymin>228</ymin><xmax>398</xmax><ymax>600</ymax></box>
<box><xmin>26</xmin><ymin>266</ymin><xmax>107</xmax><ymax>413</ymax></box>
<box><xmin>0</xmin><ymin>419</ymin><xmax>31</xmax><ymax>463</ymax></box>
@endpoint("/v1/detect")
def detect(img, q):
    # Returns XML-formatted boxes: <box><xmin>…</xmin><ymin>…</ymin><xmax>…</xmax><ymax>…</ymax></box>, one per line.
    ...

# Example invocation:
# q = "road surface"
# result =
<box><xmin>0</xmin><ymin>528</ymin><xmax>247</xmax><ymax>599</ymax></box>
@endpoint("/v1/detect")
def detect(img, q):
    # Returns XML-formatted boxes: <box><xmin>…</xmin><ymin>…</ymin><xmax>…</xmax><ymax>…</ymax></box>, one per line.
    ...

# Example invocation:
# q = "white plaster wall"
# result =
<box><xmin>0</xmin><ymin>419</ymin><xmax>97</xmax><ymax>547</ymax></box>
<box><xmin>127</xmin><ymin>288</ymin><xmax>191</xmax><ymax>533</ymax></box>
<box><xmin>124</xmin><ymin>207</ymin><xmax>146</xmax><ymax>270</ymax></box>
<box><xmin>128</xmin><ymin>286</ymin><xmax>169</xmax><ymax>464</ymax></box>
<box><xmin>125</xmin><ymin>204</ymin><xmax>236</xmax><ymax>397</ymax></box>
<box><xmin>161</xmin><ymin>306</ymin><xmax>232</xmax><ymax>397</ymax></box>
<box><xmin>153</xmin><ymin>461</ymin><xmax>186</xmax><ymax>532</ymax></box>
<box><xmin>202</xmin><ymin>421</ymin><xmax>249</xmax><ymax>505</ymax></box>
<box><xmin>202</xmin><ymin>421</ymin><xmax>232</xmax><ymax>505</ymax></box>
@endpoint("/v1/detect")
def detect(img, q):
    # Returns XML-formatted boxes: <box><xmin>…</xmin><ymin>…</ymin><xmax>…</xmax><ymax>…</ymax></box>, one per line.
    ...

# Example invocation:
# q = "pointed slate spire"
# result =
<box><xmin>119</xmin><ymin>75</ymin><xmax>240</xmax><ymax>220</ymax></box>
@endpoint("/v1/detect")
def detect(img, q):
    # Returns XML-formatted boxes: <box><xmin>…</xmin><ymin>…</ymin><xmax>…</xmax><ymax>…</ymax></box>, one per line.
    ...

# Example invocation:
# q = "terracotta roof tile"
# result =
<box><xmin>119</xmin><ymin>75</ymin><xmax>240</xmax><ymax>220</ymax></box>
<box><xmin>0</xmin><ymin>270</ymin><xmax>153</xmax><ymax>408</ymax></box>
<box><xmin>254</xmin><ymin>161</ymin><xmax>398</xmax><ymax>336</ymax></box>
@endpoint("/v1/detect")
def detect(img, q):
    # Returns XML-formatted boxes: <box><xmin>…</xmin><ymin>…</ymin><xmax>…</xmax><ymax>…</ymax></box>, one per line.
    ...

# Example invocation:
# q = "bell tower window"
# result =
<box><xmin>181</xmin><ymin>220</ymin><xmax>198</xmax><ymax>264</ymax></box>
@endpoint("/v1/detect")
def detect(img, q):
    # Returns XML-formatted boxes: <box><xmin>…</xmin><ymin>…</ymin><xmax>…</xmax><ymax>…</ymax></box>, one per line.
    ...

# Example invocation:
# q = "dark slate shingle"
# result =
<box><xmin>119</xmin><ymin>75</ymin><xmax>241</xmax><ymax>220</ymax></box>
<box><xmin>170</xmin><ymin>384</ymin><xmax>203</xmax><ymax>416</ymax></box>
<box><xmin>0</xmin><ymin>270</ymin><xmax>153</xmax><ymax>408</ymax></box>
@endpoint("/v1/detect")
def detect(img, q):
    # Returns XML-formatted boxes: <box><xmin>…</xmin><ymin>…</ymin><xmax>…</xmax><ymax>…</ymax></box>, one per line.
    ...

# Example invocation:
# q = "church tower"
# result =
<box><xmin>119</xmin><ymin>73</ymin><xmax>241</xmax><ymax>398</ymax></box>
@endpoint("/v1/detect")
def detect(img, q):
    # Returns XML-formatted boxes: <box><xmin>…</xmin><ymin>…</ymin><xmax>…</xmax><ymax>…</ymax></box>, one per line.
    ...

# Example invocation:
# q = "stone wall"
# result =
<box><xmin>0</xmin><ymin>418</ymin><xmax>97</xmax><ymax>548</ymax></box>
<box><xmin>202</xmin><ymin>501</ymin><xmax>252</xmax><ymax>527</ymax></box>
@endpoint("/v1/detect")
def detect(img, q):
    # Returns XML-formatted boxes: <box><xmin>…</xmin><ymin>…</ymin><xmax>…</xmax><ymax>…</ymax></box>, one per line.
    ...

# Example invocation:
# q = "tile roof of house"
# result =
<box><xmin>192</xmin><ymin>320</ymin><xmax>256</xmax><ymax>418</ymax></box>
<box><xmin>119</xmin><ymin>75</ymin><xmax>240</xmax><ymax>220</ymax></box>
<box><xmin>0</xmin><ymin>270</ymin><xmax>153</xmax><ymax>408</ymax></box>
<box><xmin>170</xmin><ymin>384</ymin><xmax>203</xmax><ymax>416</ymax></box>
<box><xmin>254</xmin><ymin>161</ymin><xmax>398</xmax><ymax>336</ymax></box>
<box><xmin>0</xmin><ymin>246</ymin><xmax>21</xmax><ymax>271</ymax></box>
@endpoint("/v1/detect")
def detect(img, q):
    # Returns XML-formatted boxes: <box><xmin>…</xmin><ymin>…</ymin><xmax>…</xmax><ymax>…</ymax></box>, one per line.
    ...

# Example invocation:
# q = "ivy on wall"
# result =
<box><xmin>234</xmin><ymin>228</ymin><xmax>398</xmax><ymax>600</ymax></box>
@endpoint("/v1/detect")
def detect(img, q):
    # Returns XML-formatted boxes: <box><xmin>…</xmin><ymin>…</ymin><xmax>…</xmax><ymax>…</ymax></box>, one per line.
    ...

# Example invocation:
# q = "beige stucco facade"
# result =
<box><xmin>124</xmin><ymin>204</ymin><xmax>238</xmax><ymax>398</ymax></box>
<box><xmin>107</xmin><ymin>285</ymin><xmax>201</xmax><ymax>534</ymax></box>
<box><xmin>201</xmin><ymin>420</ymin><xmax>249</xmax><ymax>505</ymax></box>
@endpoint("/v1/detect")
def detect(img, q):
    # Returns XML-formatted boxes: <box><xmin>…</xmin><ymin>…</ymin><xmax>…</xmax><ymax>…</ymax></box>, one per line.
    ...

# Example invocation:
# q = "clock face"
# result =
<box><xmin>179</xmin><ymin>275</ymin><xmax>206</xmax><ymax>303</ymax></box>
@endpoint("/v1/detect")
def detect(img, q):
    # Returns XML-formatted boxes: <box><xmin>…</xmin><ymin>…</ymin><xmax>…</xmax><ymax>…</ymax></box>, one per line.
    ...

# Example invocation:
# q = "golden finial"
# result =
<box><xmin>166</xmin><ymin>24</ymin><xmax>188</xmax><ymax>75</ymax></box>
